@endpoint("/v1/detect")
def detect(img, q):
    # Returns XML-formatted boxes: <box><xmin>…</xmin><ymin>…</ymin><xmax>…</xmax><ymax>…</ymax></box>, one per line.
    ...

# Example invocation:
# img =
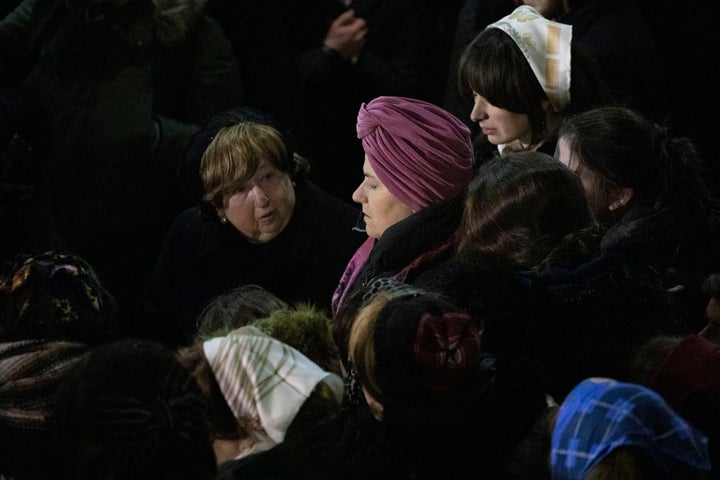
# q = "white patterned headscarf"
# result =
<box><xmin>488</xmin><ymin>5</ymin><xmax>572</xmax><ymax>112</ymax></box>
<box><xmin>203</xmin><ymin>326</ymin><xmax>344</xmax><ymax>455</ymax></box>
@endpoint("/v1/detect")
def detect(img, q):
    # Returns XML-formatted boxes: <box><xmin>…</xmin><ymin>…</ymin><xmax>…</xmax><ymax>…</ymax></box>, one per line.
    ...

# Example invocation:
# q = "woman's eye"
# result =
<box><xmin>259</xmin><ymin>171</ymin><xmax>283</xmax><ymax>187</ymax></box>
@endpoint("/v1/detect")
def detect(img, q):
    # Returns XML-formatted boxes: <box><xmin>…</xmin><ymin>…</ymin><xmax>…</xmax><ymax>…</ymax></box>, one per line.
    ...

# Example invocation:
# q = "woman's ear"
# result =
<box><xmin>608</xmin><ymin>187</ymin><xmax>633</xmax><ymax>211</ymax></box>
<box><xmin>540</xmin><ymin>99</ymin><xmax>562</xmax><ymax>135</ymax></box>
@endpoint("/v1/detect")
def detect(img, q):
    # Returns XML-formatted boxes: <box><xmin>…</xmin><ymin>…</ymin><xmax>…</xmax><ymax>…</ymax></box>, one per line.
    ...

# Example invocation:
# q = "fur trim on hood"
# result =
<box><xmin>152</xmin><ymin>0</ymin><xmax>208</xmax><ymax>47</ymax></box>
<box><xmin>251</xmin><ymin>303</ymin><xmax>342</xmax><ymax>376</ymax></box>
<box><xmin>65</xmin><ymin>0</ymin><xmax>208</xmax><ymax>48</ymax></box>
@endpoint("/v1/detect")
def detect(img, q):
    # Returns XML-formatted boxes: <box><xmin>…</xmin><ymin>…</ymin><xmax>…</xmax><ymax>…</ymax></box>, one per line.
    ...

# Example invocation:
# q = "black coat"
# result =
<box><xmin>143</xmin><ymin>181</ymin><xmax>364</xmax><ymax>346</ymax></box>
<box><xmin>557</xmin><ymin>0</ymin><xmax>663</xmax><ymax>120</ymax></box>
<box><xmin>217</xmin><ymin>354</ymin><xmax>550</xmax><ymax>480</ymax></box>
<box><xmin>0</xmin><ymin>0</ymin><xmax>245</xmax><ymax>325</ymax></box>
<box><xmin>351</xmin><ymin>193</ymin><xmax>464</xmax><ymax>296</ymax></box>
<box><xmin>217</xmin><ymin>408</ymin><xmax>407</xmax><ymax>480</ymax></box>
<box><xmin>600</xmin><ymin>204</ymin><xmax>720</xmax><ymax>331</ymax></box>
<box><xmin>280</xmin><ymin>0</ymin><xmax>448</xmax><ymax>203</ymax></box>
<box><xmin>420</xmin><ymin>235</ymin><xmax>682</xmax><ymax>401</ymax></box>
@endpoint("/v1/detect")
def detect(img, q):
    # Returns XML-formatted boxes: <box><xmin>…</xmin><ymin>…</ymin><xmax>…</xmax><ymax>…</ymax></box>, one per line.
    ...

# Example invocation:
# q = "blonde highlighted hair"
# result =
<box><xmin>347</xmin><ymin>292</ymin><xmax>392</xmax><ymax>403</ymax></box>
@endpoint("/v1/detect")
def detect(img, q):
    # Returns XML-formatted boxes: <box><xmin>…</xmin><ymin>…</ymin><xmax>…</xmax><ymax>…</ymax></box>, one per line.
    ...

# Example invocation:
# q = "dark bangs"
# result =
<box><xmin>458</xmin><ymin>28</ymin><xmax>547</xmax><ymax>115</ymax></box>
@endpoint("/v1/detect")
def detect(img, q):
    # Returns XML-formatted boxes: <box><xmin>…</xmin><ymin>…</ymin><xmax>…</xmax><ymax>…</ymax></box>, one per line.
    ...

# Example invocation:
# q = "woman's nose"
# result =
<box><xmin>351</xmin><ymin>184</ymin><xmax>366</xmax><ymax>204</ymax></box>
<box><xmin>250</xmin><ymin>185</ymin><xmax>270</xmax><ymax>205</ymax></box>
<box><xmin>470</xmin><ymin>97</ymin><xmax>489</xmax><ymax>123</ymax></box>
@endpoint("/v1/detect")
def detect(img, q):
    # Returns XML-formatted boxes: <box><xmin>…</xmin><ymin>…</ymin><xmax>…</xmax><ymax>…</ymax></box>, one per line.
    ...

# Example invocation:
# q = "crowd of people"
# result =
<box><xmin>1</xmin><ymin>1</ymin><xmax>720</xmax><ymax>479</ymax></box>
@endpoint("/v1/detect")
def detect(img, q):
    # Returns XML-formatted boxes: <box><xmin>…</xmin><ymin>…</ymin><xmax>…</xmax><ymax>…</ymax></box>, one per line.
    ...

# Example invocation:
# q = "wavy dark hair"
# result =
<box><xmin>456</xmin><ymin>151</ymin><xmax>599</xmax><ymax>271</ymax></box>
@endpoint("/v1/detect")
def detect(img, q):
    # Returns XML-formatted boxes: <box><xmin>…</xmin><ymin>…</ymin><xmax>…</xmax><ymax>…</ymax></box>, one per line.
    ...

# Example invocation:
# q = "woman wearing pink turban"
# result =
<box><xmin>331</xmin><ymin>96</ymin><xmax>475</xmax><ymax>319</ymax></box>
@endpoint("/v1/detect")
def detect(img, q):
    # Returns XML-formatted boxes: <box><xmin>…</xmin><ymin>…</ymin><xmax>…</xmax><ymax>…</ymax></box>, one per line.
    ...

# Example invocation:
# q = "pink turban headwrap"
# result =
<box><xmin>356</xmin><ymin>96</ymin><xmax>474</xmax><ymax>212</ymax></box>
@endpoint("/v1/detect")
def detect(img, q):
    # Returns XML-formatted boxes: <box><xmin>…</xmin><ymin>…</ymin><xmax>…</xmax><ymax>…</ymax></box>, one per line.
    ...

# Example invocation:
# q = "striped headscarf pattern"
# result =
<box><xmin>203</xmin><ymin>326</ymin><xmax>344</xmax><ymax>451</ymax></box>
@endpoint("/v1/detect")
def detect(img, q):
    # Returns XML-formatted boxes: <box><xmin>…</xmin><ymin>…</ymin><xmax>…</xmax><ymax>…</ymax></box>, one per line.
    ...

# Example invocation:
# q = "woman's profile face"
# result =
<box><xmin>555</xmin><ymin>137</ymin><xmax>608</xmax><ymax>214</ymax></box>
<box><xmin>221</xmin><ymin>160</ymin><xmax>295</xmax><ymax>243</ymax></box>
<box><xmin>470</xmin><ymin>92</ymin><xmax>533</xmax><ymax>147</ymax></box>
<box><xmin>352</xmin><ymin>157</ymin><xmax>413</xmax><ymax>239</ymax></box>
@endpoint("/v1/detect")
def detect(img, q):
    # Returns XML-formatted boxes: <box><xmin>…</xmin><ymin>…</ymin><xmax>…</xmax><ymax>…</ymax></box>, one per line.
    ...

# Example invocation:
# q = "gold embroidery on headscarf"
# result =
<box><xmin>547</xmin><ymin>24</ymin><xmax>560</xmax><ymax>55</ymax></box>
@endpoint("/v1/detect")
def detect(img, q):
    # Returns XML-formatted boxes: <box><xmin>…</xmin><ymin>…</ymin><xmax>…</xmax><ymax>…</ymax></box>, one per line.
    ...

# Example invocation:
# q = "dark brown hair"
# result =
<box><xmin>558</xmin><ymin>106</ymin><xmax>720</xmax><ymax>232</ymax></box>
<box><xmin>458</xmin><ymin>28</ymin><xmax>613</xmax><ymax>147</ymax></box>
<box><xmin>456</xmin><ymin>151</ymin><xmax>597</xmax><ymax>270</ymax></box>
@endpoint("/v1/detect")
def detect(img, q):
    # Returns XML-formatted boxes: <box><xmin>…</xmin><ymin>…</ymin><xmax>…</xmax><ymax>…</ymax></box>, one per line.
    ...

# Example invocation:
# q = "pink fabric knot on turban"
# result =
<box><xmin>357</xmin><ymin>96</ymin><xmax>474</xmax><ymax>212</ymax></box>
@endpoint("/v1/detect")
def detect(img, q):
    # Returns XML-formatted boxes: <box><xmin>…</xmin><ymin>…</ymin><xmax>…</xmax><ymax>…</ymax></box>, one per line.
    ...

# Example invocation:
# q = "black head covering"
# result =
<box><xmin>52</xmin><ymin>338</ymin><xmax>216</xmax><ymax>480</ymax></box>
<box><xmin>178</xmin><ymin>106</ymin><xmax>295</xmax><ymax>204</ymax></box>
<box><xmin>0</xmin><ymin>250</ymin><xmax>118</xmax><ymax>344</ymax></box>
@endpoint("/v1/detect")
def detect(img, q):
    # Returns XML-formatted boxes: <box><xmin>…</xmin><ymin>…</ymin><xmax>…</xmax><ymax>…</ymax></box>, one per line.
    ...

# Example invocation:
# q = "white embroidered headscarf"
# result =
<box><xmin>488</xmin><ymin>5</ymin><xmax>572</xmax><ymax>112</ymax></box>
<box><xmin>203</xmin><ymin>326</ymin><xmax>345</xmax><ymax>456</ymax></box>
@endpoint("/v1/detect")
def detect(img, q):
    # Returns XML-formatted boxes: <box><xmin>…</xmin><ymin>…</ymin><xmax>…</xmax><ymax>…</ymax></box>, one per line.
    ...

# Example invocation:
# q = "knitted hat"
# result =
<box><xmin>251</xmin><ymin>303</ymin><xmax>341</xmax><ymax>375</ymax></box>
<box><xmin>374</xmin><ymin>294</ymin><xmax>480</xmax><ymax>396</ymax></box>
<box><xmin>0</xmin><ymin>251</ymin><xmax>118</xmax><ymax>344</ymax></box>
<box><xmin>370</xmin><ymin>293</ymin><xmax>493</xmax><ymax>431</ymax></box>
<box><xmin>350</xmin><ymin>285</ymin><xmax>552</xmax><ymax>476</ymax></box>
<box><xmin>356</xmin><ymin>96</ymin><xmax>474</xmax><ymax>212</ymax></box>
<box><xmin>0</xmin><ymin>340</ymin><xmax>88</xmax><ymax>478</ymax></box>
<box><xmin>488</xmin><ymin>6</ymin><xmax>572</xmax><ymax>112</ymax></box>
<box><xmin>551</xmin><ymin>377</ymin><xmax>711</xmax><ymax>479</ymax></box>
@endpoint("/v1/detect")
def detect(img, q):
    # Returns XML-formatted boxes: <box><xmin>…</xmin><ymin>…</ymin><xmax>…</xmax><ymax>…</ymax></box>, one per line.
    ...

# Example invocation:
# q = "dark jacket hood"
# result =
<box><xmin>72</xmin><ymin>0</ymin><xmax>207</xmax><ymax>46</ymax></box>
